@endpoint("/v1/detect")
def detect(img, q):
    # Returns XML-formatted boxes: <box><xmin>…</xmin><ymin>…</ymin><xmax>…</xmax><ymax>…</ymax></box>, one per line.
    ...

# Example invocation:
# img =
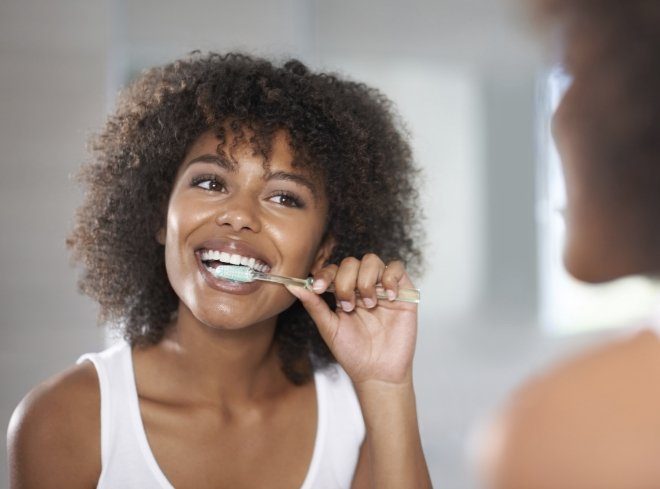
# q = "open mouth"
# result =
<box><xmin>199</xmin><ymin>249</ymin><xmax>272</xmax><ymax>275</ymax></box>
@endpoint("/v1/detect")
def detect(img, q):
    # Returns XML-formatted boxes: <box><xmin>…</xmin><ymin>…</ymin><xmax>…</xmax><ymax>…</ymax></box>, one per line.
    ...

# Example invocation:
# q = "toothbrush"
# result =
<box><xmin>211</xmin><ymin>265</ymin><xmax>420</xmax><ymax>304</ymax></box>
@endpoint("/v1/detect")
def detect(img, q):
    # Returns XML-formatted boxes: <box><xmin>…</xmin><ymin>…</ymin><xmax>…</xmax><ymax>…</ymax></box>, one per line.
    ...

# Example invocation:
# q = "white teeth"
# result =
<box><xmin>200</xmin><ymin>249</ymin><xmax>268</xmax><ymax>272</ymax></box>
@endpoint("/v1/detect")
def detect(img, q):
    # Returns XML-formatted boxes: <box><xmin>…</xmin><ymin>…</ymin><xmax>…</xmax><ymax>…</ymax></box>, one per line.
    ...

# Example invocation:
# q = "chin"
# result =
<box><xmin>178</xmin><ymin>299</ymin><xmax>256</xmax><ymax>331</ymax></box>
<box><xmin>563</xmin><ymin>250</ymin><xmax>616</xmax><ymax>284</ymax></box>
<box><xmin>184</xmin><ymin>293</ymin><xmax>295</xmax><ymax>332</ymax></box>
<box><xmin>563</xmin><ymin>242</ymin><xmax>654</xmax><ymax>284</ymax></box>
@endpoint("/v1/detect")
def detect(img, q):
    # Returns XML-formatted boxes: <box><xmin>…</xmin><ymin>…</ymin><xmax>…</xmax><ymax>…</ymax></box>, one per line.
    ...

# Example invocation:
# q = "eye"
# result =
<box><xmin>269</xmin><ymin>192</ymin><xmax>304</xmax><ymax>208</ymax></box>
<box><xmin>191</xmin><ymin>174</ymin><xmax>226</xmax><ymax>192</ymax></box>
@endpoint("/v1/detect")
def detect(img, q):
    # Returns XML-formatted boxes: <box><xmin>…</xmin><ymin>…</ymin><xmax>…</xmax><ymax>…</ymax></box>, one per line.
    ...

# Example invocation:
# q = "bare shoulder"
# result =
<box><xmin>7</xmin><ymin>360</ymin><xmax>101</xmax><ymax>489</ymax></box>
<box><xmin>482</xmin><ymin>329</ymin><xmax>660</xmax><ymax>489</ymax></box>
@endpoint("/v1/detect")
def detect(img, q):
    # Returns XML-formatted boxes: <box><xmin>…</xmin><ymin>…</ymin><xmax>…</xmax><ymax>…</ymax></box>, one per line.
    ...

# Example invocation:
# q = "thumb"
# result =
<box><xmin>286</xmin><ymin>285</ymin><xmax>339</xmax><ymax>345</ymax></box>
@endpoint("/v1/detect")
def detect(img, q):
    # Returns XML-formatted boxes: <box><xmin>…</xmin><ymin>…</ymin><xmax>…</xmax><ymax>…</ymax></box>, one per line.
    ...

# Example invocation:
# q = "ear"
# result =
<box><xmin>311</xmin><ymin>234</ymin><xmax>335</xmax><ymax>273</ymax></box>
<box><xmin>156</xmin><ymin>227</ymin><xmax>166</xmax><ymax>245</ymax></box>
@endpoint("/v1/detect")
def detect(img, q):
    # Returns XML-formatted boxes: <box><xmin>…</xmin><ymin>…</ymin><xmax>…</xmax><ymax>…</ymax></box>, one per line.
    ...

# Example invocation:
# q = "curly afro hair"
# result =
<box><xmin>534</xmin><ymin>0</ymin><xmax>660</xmax><ymax>242</ymax></box>
<box><xmin>67</xmin><ymin>52</ymin><xmax>423</xmax><ymax>384</ymax></box>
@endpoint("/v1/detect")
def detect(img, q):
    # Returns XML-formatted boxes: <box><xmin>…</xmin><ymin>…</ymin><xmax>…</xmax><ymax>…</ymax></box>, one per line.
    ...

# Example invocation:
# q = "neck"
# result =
<box><xmin>157</xmin><ymin>303</ymin><xmax>289</xmax><ymax>405</ymax></box>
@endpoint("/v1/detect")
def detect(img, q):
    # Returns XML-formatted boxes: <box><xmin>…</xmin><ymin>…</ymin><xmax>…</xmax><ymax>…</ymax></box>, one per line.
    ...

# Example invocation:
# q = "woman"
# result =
<box><xmin>483</xmin><ymin>2</ymin><xmax>660</xmax><ymax>488</ymax></box>
<box><xmin>8</xmin><ymin>53</ymin><xmax>432</xmax><ymax>488</ymax></box>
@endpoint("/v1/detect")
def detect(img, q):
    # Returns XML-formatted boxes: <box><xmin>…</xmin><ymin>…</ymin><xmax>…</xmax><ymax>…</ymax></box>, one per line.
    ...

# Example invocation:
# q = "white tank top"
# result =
<box><xmin>78</xmin><ymin>342</ymin><xmax>365</xmax><ymax>488</ymax></box>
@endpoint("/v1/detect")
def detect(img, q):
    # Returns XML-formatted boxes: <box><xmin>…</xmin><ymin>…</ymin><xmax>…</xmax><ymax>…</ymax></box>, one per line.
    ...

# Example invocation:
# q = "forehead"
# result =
<box><xmin>184</xmin><ymin>129</ymin><xmax>301</xmax><ymax>175</ymax></box>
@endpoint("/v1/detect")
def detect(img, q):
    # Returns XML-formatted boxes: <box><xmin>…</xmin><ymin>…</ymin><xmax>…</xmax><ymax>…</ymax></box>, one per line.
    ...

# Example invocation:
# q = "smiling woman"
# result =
<box><xmin>7</xmin><ymin>52</ymin><xmax>431</xmax><ymax>489</ymax></box>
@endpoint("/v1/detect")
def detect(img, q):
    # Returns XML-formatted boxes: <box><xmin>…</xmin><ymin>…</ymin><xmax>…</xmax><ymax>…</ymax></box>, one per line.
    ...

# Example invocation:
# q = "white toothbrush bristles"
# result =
<box><xmin>211</xmin><ymin>265</ymin><xmax>256</xmax><ymax>283</ymax></box>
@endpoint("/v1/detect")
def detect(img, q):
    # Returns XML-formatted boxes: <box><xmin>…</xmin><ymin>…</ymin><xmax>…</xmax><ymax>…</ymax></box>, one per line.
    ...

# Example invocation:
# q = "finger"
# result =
<box><xmin>311</xmin><ymin>264</ymin><xmax>338</xmax><ymax>294</ymax></box>
<box><xmin>334</xmin><ymin>257</ymin><xmax>361</xmax><ymax>312</ymax></box>
<box><xmin>356</xmin><ymin>253</ymin><xmax>385</xmax><ymax>309</ymax></box>
<box><xmin>285</xmin><ymin>285</ymin><xmax>339</xmax><ymax>345</ymax></box>
<box><xmin>381</xmin><ymin>260</ymin><xmax>407</xmax><ymax>301</ymax></box>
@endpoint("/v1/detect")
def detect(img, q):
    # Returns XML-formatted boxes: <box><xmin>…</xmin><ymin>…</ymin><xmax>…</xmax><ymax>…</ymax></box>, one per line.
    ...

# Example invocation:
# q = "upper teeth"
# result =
<box><xmin>200</xmin><ymin>250</ymin><xmax>270</xmax><ymax>272</ymax></box>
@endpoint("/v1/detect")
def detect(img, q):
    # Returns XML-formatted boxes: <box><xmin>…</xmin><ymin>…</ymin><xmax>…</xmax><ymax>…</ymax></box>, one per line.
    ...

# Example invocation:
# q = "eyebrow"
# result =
<box><xmin>185</xmin><ymin>154</ymin><xmax>237</xmax><ymax>172</ymax></box>
<box><xmin>265</xmin><ymin>170</ymin><xmax>319</xmax><ymax>199</ymax></box>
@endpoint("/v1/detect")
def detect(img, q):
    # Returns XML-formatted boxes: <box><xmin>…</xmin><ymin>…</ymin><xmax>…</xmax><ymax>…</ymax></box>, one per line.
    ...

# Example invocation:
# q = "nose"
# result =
<box><xmin>214</xmin><ymin>192</ymin><xmax>262</xmax><ymax>233</ymax></box>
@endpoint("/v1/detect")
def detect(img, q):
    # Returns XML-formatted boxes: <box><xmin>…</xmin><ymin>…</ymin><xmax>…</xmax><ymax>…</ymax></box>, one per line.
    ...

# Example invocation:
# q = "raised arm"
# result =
<box><xmin>286</xmin><ymin>254</ymin><xmax>432</xmax><ymax>489</ymax></box>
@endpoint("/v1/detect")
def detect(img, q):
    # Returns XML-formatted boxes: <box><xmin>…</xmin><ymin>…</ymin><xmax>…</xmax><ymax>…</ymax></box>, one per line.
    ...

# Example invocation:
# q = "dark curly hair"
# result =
<box><xmin>534</xmin><ymin>0</ymin><xmax>660</xmax><ymax>246</ymax></box>
<box><xmin>67</xmin><ymin>52</ymin><xmax>423</xmax><ymax>384</ymax></box>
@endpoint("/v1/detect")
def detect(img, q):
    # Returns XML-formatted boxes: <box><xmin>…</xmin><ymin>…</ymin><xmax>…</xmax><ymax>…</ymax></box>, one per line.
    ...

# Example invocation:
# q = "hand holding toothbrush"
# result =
<box><xmin>285</xmin><ymin>253</ymin><xmax>419</xmax><ymax>387</ymax></box>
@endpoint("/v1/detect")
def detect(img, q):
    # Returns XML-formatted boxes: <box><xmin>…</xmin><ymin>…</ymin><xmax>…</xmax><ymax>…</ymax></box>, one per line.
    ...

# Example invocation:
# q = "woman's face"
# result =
<box><xmin>553</xmin><ymin>77</ymin><xmax>651</xmax><ymax>282</ymax></box>
<box><xmin>160</xmin><ymin>129</ymin><xmax>332</xmax><ymax>330</ymax></box>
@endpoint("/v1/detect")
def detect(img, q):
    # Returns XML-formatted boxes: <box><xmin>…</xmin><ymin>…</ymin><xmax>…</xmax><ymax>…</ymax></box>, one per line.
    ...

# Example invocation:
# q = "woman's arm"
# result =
<box><xmin>7</xmin><ymin>363</ymin><xmax>101</xmax><ymax>489</ymax></box>
<box><xmin>287</xmin><ymin>254</ymin><xmax>432</xmax><ymax>489</ymax></box>
<box><xmin>351</xmin><ymin>379</ymin><xmax>431</xmax><ymax>489</ymax></box>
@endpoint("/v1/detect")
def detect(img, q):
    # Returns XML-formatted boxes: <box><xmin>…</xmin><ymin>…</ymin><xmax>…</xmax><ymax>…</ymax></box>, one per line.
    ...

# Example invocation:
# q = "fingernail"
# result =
<box><xmin>340</xmin><ymin>301</ymin><xmax>354</xmax><ymax>312</ymax></box>
<box><xmin>363</xmin><ymin>298</ymin><xmax>376</xmax><ymax>308</ymax></box>
<box><xmin>387</xmin><ymin>289</ymin><xmax>396</xmax><ymax>301</ymax></box>
<box><xmin>312</xmin><ymin>279</ymin><xmax>326</xmax><ymax>293</ymax></box>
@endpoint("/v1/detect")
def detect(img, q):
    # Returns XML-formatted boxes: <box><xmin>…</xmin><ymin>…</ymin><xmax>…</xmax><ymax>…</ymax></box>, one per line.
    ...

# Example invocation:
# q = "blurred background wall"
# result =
<box><xmin>0</xmin><ymin>0</ymin><xmax>631</xmax><ymax>487</ymax></box>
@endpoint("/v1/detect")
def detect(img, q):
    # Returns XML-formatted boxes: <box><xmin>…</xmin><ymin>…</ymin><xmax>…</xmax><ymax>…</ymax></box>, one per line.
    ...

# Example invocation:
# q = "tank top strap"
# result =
<box><xmin>301</xmin><ymin>364</ymin><xmax>365</xmax><ymax>488</ymax></box>
<box><xmin>77</xmin><ymin>342</ymin><xmax>174</xmax><ymax>488</ymax></box>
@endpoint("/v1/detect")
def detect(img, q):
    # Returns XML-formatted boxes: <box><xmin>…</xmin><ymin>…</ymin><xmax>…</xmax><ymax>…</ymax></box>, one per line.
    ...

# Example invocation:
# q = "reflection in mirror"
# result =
<box><xmin>539</xmin><ymin>69</ymin><xmax>660</xmax><ymax>335</ymax></box>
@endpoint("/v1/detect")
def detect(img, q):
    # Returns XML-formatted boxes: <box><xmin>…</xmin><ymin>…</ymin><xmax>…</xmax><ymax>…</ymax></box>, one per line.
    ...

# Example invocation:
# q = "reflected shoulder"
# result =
<box><xmin>482</xmin><ymin>328</ymin><xmax>660</xmax><ymax>489</ymax></box>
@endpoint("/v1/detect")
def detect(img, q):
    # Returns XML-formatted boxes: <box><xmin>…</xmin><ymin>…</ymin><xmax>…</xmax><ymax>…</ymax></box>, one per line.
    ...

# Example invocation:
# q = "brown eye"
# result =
<box><xmin>269</xmin><ymin>192</ymin><xmax>304</xmax><ymax>208</ymax></box>
<box><xmin>191</xmin><ymin>175</ymin><xmax>226</xmax><ymax>192</ymax></box>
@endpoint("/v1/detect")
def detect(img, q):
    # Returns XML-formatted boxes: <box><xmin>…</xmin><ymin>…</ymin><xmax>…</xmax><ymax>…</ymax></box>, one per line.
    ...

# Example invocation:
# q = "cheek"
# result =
<box><xmin>162</xmin><ymin>195</ymin><xmax>208</xmax><ymax>280</ymax></box>
<box><xmin>267</xmin><ymin>218</ymin><xmax>327</xmax><ymax>273</ymax></box>
<box><xmin>165</xmin><ymin>193</ymin><xmax>210</xmax><ymax>243</ymax></box>
<box><xmin>552</xmin><ymin>98</ymin><xmax>594</xmax><ymax>213</ymax></box>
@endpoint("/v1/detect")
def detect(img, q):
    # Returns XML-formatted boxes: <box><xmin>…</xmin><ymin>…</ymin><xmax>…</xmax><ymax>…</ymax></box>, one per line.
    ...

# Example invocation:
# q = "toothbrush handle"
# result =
<box><xmin>319</xmin><ymin>283</ymin><xmax>420</xmax><ymax>304</ymax></box>
<box><xmin>255</xmin><ymin>271</ymin><xmax>420</xmax><ymax>304</ymax></box>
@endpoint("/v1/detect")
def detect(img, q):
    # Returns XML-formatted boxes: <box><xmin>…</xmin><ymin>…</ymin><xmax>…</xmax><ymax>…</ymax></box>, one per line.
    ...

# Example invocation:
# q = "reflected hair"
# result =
<box><xmin>535</xmin><ymin>0</ymin><xmax>660</xmax><ymax>244</ymax></box>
